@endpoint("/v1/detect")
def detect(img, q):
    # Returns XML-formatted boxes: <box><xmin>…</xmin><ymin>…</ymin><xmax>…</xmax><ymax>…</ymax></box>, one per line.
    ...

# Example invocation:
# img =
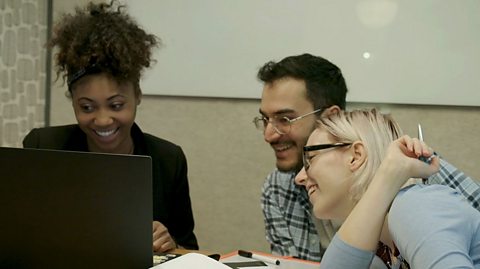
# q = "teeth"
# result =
<box><xmin>95</xmin><ymin>129</ymin><xmax>116</xmax><ymax>137</ymax></box>
<box><xmin>274</xmin><ymin>144</ymin><xmax>292</xmax><ymax>151</ymax></box>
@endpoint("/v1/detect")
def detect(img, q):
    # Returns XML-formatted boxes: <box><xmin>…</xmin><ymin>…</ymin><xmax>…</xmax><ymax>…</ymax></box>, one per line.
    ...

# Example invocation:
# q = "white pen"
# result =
<box><xmin>417</xmin><ymin>124</ymin><xmax>428</xmax><ymax>162</ymax></box>
<box><xmin>418</xmin><ymin>123</ymin><xmax>424</xmax><ymax>142</ymax></box>
<box><xmin>418</xmin><ymin>123</ymin><xmax>430</xmax><ymax>184</ymax></box>
<box><xmin>238</xmin><ymin>250</ymin><xmax>281</xmax><ymax>265</ymax></box>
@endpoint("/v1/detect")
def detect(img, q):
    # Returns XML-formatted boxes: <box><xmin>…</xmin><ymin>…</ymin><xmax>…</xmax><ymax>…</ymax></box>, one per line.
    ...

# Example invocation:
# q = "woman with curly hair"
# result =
<box><xmin>295</xmin><ymin>109</ymin><xmax>480</xmax><ymax>268</ymax></box>
<box><xmin>23</xmin><ymin>1</ymin><xmax>198</xmax><ymax>252</ymax></box>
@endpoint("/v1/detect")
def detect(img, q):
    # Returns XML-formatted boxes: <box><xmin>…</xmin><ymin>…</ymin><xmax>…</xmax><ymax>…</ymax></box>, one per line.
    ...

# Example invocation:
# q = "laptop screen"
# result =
<box><xmin>0</xmin><ymin>147</ymin><xmax>153</xmax><ymax>269</ymax></box>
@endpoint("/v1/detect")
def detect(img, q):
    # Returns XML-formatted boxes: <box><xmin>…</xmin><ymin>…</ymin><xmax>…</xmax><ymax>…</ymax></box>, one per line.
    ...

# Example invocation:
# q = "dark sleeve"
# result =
<box><xmin>148</xmin><ymin>139</ymin><xmax>198</xmax><ymax>250</ymax></box>
<box><xmin>168</xmin><ymin>148</ymin><xmax>198</xmax><ymax>249</ymax></box>
<box><xmin>23</xmin><ymin>128</ymin><xmax>40</xmax><ymax>148</ymax></box>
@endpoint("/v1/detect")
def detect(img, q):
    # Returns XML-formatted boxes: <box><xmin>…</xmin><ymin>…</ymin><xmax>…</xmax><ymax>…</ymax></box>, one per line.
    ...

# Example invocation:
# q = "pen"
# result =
<box><xmin>238</xmin><ymin>250</ymin><xmax>281</xmax><ymax>265</ymax></box>
<box><xmin>418</xmin><ymin>124</ymin><xmax>430</xmax><ymax>184</ymax></box>
<box><xmin>417</xmin><ymin>124</ymin><xmax>428</xmax><ymax>163</ymax></box>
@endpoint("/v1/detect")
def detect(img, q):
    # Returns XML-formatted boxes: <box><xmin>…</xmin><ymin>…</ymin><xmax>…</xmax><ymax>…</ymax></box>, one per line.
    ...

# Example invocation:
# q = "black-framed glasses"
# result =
<box><xmin>252</xmin><ymin>108</ymin><xmax>324</xmax><ymax>135</ymax></box>
<box><xmin>303</xmin><ymin>143</ymin><xmax>352</xmax><ymax>171</ymax></box>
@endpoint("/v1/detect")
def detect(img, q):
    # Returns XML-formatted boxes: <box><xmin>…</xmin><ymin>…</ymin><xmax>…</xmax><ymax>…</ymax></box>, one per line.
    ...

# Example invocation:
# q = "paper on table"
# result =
<box><xmin>151</xmin><ymin>253</ymin><xmax>230</xmax><ymax>269</ymax></box>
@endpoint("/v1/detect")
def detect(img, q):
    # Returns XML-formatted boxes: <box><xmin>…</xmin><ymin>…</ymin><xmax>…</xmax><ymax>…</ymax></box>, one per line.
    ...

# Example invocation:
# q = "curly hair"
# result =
<box><xmin>49</xmin><ymin>0</ymin><xmax>159</xmax><ymax>97</ymax></box>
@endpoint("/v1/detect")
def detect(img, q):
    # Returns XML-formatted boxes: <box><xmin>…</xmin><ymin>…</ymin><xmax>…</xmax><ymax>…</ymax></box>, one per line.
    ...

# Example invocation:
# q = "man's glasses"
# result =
<box><xmin>303</xmin><ymin>143</ymin><xmax>352</xmax><ymax>171</ymax></box>
<box><xmin>253</xmin><ymin>108</ymin><xmax>323</xmax><ymax>135</ymax></box>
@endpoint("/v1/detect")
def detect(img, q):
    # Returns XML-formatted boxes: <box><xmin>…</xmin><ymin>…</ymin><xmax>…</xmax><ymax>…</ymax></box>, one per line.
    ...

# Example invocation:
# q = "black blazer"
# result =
<box><xmin>23</xmin><ymin>123</ymin><xmax>198</xmax><ymax>249</ymax></box>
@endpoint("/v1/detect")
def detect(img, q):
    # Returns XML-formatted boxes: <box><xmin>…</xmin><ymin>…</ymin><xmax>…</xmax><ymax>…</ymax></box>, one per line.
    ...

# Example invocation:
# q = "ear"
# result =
<box><xmin>348</xmin><ymin>141</ymin><xmax>367</xmax><ymax>172</ymax></box>
<box><xmin>322</xmin><ymin>105</ymin><xmax>341</xmax><ymax>117</ymax></box>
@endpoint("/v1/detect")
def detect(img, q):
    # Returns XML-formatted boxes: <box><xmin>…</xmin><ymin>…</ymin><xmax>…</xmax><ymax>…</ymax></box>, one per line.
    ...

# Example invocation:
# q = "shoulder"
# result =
<box><xmin>389</xmin><ymin>184</ymin><xmax>480</xmax><ymax>239</ymax></box>
<box><xmin>262</xmin><ymin>169</ymin><xmax>296</xmax><ymax>192</ymax></box>
<box><xmin>23</xmin><ymin>124</ymin><xmax>81</xmax><ymax>149</ymax></box>
<box><xmin>389</xmin><ymin>185</ymin><xmax>480</xmax><ymax>268</ymax></box>
<box><xmin>27</xmin><ymin>124</ymin><xmax>78</xmax><ymax>136</ymax></box>
<box><xmin>390</xmin><ymin>184</ymin><xmax>464</xmax><ymax>220</ymax></box>
<box><xmin>141</xmin><ymin>132</ymin><xmax>185</xmax><ymax>158</ymax></box>
<box><xmin>392</xmin><ymin>184</ymin><xmax>464</xmax><ymax>210</ymax></box>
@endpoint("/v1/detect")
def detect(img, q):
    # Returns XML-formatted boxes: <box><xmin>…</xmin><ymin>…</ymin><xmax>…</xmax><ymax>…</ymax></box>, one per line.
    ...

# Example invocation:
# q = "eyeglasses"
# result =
<box><xmin>303</xmin><ymin>143</ymin><xmax>352</xmax><ymax>171</ymax></box>
<box><xmin>253</xmin><ymin>108</ymin><xmax>324</xmax><ymax>135</ymax></box>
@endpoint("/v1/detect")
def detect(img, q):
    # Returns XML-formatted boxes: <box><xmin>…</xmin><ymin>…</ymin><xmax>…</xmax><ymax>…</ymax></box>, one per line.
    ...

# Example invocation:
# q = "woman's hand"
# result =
<box><xmin>153</xmin><ymin>221</ymin><xmax>177</xmax><ymax>252</ymax></box>
<box><xmin>379</xmin><ymin>135</ymin><xmax>440</xmax><ymax>190</ymax></box>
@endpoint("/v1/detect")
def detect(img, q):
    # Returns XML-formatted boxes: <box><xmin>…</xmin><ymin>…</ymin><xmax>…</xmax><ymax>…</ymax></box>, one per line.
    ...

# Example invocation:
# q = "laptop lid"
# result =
<box><xmin>0</xmin><ymin>147</ymin><xmax>153</xmax><ymax>269</ymax></box>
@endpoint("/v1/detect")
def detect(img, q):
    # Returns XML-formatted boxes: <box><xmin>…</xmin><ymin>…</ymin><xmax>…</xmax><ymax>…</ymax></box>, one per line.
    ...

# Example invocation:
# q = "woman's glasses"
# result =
<box><xmin>303</xmin><ymin>143</ymin><xmax>352</xmax><ymax>170</ymax></box>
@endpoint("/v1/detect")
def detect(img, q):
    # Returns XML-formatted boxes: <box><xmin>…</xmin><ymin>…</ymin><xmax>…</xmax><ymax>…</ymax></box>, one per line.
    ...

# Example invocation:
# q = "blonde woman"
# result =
<box><xmin>296</xmin><ymin>109</ymin><xmax>480</xmax><ymax>268</ymax></box>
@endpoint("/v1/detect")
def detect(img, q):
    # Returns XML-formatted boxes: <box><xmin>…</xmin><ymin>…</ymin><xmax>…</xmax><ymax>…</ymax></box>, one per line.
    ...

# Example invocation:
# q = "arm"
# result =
<box><xmin>152</xmin><ymin>145</ymin><xmax>198</xmax><ymax>252</ymax></box>
<box><xmin>337</xmin><ymin>135</ymin><xmax>439</xmax><ymax>251</ymax></box>
<box><xmin>166</xmin><ymin>148</ymin><xmax>198</xmax><ymax>250</ymax></box>
<box><xmin>320</xmin><ymin>136</ymin><xmax>439</xmax><ymax>268</ymax></box>
<box><xmin>320</xmin><ymin>234</ymin><xmax>383</xmax><ymax>269</ymax></box>
<box><xmin>389</xmin><ymin>184</ymin><xmax>480</xmax><ymax>268</ymax></box>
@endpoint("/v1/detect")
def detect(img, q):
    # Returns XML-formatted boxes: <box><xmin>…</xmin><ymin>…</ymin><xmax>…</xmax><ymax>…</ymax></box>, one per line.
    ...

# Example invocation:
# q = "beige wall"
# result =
<box><xmin>44</xmin><ymin>0</ymin><xmax>480</xmax><ymax>254</ymax></box>
<box><xmin>0</xmin><ymin>0</ymin><xmax>48</xmax><ymax>147</ymax></box>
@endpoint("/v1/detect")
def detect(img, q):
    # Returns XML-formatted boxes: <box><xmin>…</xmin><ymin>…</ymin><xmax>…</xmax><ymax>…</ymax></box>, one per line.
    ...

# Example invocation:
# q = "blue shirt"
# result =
<box><xmin>320</xmin><ymin>184</ymin><xmax>480</xmax><ymax>268</ymax></box>
<box><xmin>261</xmin><ymin>157</ymin><xmax>480</xmax><ymax>262</ymax></box>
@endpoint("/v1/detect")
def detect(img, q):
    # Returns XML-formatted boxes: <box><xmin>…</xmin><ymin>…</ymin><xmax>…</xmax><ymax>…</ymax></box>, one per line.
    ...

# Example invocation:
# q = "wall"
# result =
<box><xmin>25</xmin><ymin>0</ymin><xmax>480</xmax><ymax>254</ymax></box>
<box><xmin>0</xmin><ymin>0</ymin><xmax>48</xmax><ymax>147</ymax></box>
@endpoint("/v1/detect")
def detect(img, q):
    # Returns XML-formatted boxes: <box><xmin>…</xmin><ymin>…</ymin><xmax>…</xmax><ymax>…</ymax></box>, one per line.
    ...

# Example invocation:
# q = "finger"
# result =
<box><xmin>154</xmin><ymin>233</ymin><xmax>176</xmax><ymax>252</ymax></box>
<box><xmin>412</xmin><ymin>156</ymin><xmax>440</xmax><ymax>178</ymax></box>
<box><xmin>159</xmin><ymin>239</ymin><xmax>176</xmax><ymax>252</ymax></box>
<box><xmin>153</xmin><ymin>221</ymin><xmax>161</xmax><ymax>232</ymax></box>
<box><xmin>400</xmin><ymin>135</ymin><xmax>414</xmax><ymax>152</ymax></box>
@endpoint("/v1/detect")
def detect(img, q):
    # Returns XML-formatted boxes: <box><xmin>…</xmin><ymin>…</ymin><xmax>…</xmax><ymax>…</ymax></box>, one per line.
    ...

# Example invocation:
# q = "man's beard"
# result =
<box><xmin>276</xmin><ymin>152</ymin><xmax>303</xmax><ymax>173</ymax></box>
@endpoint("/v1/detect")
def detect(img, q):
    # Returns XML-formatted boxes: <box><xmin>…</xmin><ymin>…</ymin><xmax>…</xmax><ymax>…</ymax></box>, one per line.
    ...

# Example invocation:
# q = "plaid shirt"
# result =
<box><xmin>261</xmin><ymin>157</ymin><xmax>480</xmax><ymax>262</ymax></box>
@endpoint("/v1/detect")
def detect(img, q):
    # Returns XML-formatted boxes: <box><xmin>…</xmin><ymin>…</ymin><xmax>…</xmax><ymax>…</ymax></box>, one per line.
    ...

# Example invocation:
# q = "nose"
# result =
<box><xmin>295</xmin><ymin>167</ymin><xmax>308</xmax><ymax>186</ymax></box>
<box><xmin>263</xmin><ymin>121</ymin><xmax>281</xmax><ymax>143</ymax></box>
<box><xmin>93</xmin><ymin>109</ymin><xmax>114</xmax><ymax>126</ymax></box>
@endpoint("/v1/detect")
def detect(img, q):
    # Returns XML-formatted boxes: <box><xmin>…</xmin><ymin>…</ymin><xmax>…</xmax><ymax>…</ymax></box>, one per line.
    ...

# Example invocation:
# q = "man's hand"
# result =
<box><xmin>153</xmin><ymin>221</ymin><xmax>177</xmax><ymax>252</ymax></box>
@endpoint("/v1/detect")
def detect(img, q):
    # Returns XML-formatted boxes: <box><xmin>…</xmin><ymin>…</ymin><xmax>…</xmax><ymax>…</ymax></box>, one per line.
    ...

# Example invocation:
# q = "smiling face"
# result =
<box><xmin>259</xmin><ymin>77</ymin><xmax>318</xmax><ymax>172</ymax></box>
<box><xmin>71</xmin><ymin>73</ymin><xmax>140</xmax><ymax>154</ymax></box>
<box><xmin>295</xmin><ymin>128</ymin><xmax>356</xmax><ymax>220</ymax></box>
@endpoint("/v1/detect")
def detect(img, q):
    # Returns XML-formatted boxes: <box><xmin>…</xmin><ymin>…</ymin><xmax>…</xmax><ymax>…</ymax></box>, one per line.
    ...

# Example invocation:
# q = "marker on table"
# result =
<box><xmin>238</xmin><ymin>250</ymin><xmax>281</xmax><ymax>265</ymax></box>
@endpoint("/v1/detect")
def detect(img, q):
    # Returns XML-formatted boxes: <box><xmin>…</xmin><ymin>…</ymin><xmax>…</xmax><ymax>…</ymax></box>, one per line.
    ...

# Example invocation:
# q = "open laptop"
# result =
<box><xmin>0</xmin><ymin>147</ymin><xmax>153</xmax><ymax>269</ymax></box>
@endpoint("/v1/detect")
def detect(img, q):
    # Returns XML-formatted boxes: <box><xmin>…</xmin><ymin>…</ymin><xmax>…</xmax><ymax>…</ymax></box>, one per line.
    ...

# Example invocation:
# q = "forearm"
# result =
<box><xmin>338</xmin><ymin>161</ymin><xmax>403</xmax><ymax>251</ymax></box>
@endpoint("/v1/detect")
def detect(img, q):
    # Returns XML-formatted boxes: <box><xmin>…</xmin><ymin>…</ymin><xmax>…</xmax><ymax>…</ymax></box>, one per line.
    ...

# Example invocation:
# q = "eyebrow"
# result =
<box><xmin>77</xmin><ymin>94</ymin><xmax>126</xmax><ymax>102</ymax></box>
<box><xmin>259</xmin><ymin>108</ymin><xmax>296</xmax><ymax>117</ymax></box>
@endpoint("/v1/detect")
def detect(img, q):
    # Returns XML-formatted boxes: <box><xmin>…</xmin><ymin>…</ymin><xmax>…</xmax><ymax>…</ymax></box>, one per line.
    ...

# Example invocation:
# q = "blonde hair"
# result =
<box><xmin>318</xmin><ymin>108</ymin><xmax>403</xmax><ymax>203</ymax></box>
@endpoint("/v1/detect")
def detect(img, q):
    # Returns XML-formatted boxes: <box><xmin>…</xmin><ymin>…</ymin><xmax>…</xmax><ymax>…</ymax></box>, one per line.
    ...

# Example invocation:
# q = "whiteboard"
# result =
<box><xmin>127</xmin><ymin>0</ymin><xmax>480</xmax><ymax>106</ymax></box>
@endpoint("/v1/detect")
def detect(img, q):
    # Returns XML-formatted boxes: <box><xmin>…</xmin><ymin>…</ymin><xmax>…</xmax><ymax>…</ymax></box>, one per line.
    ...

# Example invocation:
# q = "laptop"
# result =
<box><xmin>0</xmin><ymin>147</ymin><xmax>153</xmax><ymax>269</ymax></box>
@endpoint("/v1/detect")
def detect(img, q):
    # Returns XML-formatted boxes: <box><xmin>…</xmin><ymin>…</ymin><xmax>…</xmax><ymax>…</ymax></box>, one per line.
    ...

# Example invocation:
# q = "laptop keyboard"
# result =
<box><xmin>153</xmin><ymin>253</ymin><xmax>182</xmax><ymax>265</ymax></box>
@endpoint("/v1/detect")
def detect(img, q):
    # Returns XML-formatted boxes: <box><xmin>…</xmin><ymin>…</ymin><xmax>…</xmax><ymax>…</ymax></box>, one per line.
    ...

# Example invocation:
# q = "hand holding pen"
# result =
<box><xmin>418</xmin><ymin>124</ymin><xmax>435</xmax><ymax>183</ymax></box>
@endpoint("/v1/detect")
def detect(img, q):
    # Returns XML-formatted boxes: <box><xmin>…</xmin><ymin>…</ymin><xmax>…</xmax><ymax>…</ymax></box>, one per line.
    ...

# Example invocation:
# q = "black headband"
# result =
<box><xmin>67</xmin><ymin>64</ymin><xmax>101</xmax><ymax>90</ymax></box>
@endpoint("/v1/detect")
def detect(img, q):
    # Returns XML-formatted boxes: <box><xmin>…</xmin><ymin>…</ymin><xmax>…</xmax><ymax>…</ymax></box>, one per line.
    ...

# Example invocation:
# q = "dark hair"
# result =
<box><xmin>49</xmin><ymin>0</ymin><xmax>159</xmax><ymax>97</ymax></box>
<box><xmin>257</xmin><ymin>53</ymin><xmax>348</xmax><ymax>110</ymax></box>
